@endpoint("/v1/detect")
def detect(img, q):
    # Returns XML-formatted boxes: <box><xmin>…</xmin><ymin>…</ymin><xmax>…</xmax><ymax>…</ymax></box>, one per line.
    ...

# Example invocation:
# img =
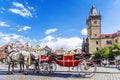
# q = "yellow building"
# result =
<box><xmin>83</xmin><ymin>5</ymin><xmax>120</xmax><ymax>54</ymax></box>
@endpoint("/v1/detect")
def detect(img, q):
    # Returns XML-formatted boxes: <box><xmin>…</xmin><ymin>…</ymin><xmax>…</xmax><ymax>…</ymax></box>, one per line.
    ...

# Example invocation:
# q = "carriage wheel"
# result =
<box><xmin>77</xmin><ymin>60</ymin><xmax>97</xmax><ymax>78</ymax></box>
<box><xmin>39</xmin><ymin>62</ymin><xmax>50</xmax><ymax>75</ymax></box>
<box><xmin>49</xmin><ymin>62</ymin><xmax>57</xmax><ymax>73</ymax></box>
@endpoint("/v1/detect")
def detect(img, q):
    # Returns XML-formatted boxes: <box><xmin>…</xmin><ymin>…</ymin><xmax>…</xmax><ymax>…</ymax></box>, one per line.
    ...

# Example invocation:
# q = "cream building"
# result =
<box><xmin>82</xmin><ymin>5</ymin><xmax>120</xmax><ymax>54</ymax></box>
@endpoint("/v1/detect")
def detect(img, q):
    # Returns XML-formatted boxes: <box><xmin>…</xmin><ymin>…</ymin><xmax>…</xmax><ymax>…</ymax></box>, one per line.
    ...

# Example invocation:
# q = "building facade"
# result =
<box><xmin>83</xmin><ymin>5</ymin><xmax>120</xmax><ymax>54</ymax></box>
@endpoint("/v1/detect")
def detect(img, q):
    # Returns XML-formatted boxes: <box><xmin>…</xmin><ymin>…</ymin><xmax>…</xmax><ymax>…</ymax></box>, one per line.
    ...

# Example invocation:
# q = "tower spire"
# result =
<box><xmin>82</xmin><ymin>38</ymin><xmax>86</xmax><ymax>52</ymax></box>
<box><xmin>90</xmin><ymin>4</ymin><xmax>98</xmax><ymax>16</ymax></box>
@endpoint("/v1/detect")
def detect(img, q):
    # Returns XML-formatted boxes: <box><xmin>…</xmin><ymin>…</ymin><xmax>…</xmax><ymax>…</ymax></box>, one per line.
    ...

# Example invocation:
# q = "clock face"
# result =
<box><xmin>93</xmin><ymin>20</ymin><xmax>97</xmax><ymax>24</ymax></box>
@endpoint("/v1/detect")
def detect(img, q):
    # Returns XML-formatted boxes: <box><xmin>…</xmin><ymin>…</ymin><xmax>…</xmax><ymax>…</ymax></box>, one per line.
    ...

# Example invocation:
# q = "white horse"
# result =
<box><xmin>30</xmin><ymin>50</ymin><xmax>40</xmax><ymax>73</ymax></box>
<box><xmin>5</xmin><ymin>44</ymin><xmax>31</xmax><ymax>75</ymax></box>
<box><xmin>23</xmin><ymin>43</ymin><xmax>40</xmax><ymax>73</ymax></box>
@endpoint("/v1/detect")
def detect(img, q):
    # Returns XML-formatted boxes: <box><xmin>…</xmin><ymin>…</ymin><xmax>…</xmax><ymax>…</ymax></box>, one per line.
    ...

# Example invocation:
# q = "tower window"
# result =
<box><xmin>96</xmin><ymin>47</ymin><xmax>99</xmax><ymax>51</ymax></box>
<box><xmin>115</xmin><ymin>39</ymin><xmax>117</xmax><ymax>43</ymax></box>
<box><xmin>95</xmin><ymin>34</ymin><xmax>97</xmax><ymax>36</ymax></box>
<box><xmin>106</xmin><ymin>40</ymin><xmax>112</xmax><ymax>44</ymax></box>
<box><xmin>93</xmin><ymin>20</ymin><xmax>97</xmax><ymax>24</ymax></box>
<box><xmin>96</xmin><ymin>41</ymin><xmax>98</xmax><ymax>45</ymax></box>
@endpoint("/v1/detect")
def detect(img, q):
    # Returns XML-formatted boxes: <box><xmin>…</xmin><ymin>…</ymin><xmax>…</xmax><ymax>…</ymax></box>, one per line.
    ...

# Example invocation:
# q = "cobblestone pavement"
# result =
<box><xmin>0</xmin><ymin>64</ymin><xmax>120</xmax><ymax>80</ymax></box>
<box><xmin>0</xmin><ymin>72</ymin><xmax>120</xmax><ymax>80</ymax></box>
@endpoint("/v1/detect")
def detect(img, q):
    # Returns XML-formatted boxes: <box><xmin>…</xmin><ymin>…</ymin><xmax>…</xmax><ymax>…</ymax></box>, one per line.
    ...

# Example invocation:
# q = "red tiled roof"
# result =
<box><xmin>101</xmin><ymin>34</ymin><xmax>113</xmax><ymax>38</ymax></box>
<box><xmin>101</xmin><ymin>30</ymin><xmax>120</xmax><ymax>38</ymax></box>
<box><xmin>0</xmin><ymin>45</ymin><xmax>7</xmax><ymax>50</ymax></box>
<box><xmin>0</xmin><ymin>45</ymin><xmax>7</xmax><ymax>58</ymax></box>
<box><xmin>0</xmin><ymin>43</ymin><xmax>14</xmax><ymax>50</ymax></box>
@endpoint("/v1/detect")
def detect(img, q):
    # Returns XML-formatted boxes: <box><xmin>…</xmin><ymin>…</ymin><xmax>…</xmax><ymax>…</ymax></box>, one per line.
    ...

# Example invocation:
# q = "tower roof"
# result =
<box><xmin>90</xmin><ymin>5</ymin><xmax>98</xmax><ymax>16</ymax></box>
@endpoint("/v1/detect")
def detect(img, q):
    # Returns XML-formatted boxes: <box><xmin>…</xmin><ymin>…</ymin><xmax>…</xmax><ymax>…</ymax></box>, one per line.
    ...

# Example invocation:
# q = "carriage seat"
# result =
<box><xmin>74</xmin><ymin>54</ymin><xmax>83</xmax><ymax>60</ymax></box>
<box><xmin>56</xmin><ymin>55</ymin><xmax>63</xmax><ymax>60</ymax></box>
<box><xmin>56</xmin><ymin>54</ymin><xmax>84</xmax><ymax>60</ymax></box>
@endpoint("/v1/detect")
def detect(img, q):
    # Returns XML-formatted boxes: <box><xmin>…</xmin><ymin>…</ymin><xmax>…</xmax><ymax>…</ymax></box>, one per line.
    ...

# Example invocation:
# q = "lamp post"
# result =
<box><xmin>112</xmin><ymin>49</ymin><xmax>120</xmax><ymax>68</ymax></box>
<box><xmin>112</xmin><ymin>49</ymin><xmax>118</xmax><ymax>56</ymax></box>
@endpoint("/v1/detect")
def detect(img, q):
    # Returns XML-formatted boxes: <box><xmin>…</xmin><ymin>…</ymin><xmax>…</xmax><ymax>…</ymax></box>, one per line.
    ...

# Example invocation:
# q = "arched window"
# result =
<box><xmin>95</xmin><ymin>34</ymin><xmax>97</xmax><ymax>36</ymax></box>
<box><xmin>96</xmin><ymin>47</ymin><xmax>99</xmax><ymax>50</ymax></box>
<box><xmin>115</xmin><ymin>39</ymin><xmax>117</xmax><ymax>43</ymax></box>
<box><xmin>106</xmin><ymin>40</ymin><xmax>112</xmax><ymax>44</ymax></box>
<box><xmin>96</xmin><ymin>41</ymin><xmax>98</xmax><ymax>45</ymax></box>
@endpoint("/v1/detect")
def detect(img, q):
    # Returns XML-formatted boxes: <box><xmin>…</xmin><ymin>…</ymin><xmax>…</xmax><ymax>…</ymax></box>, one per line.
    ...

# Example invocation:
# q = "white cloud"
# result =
<box><xmin>2</xmin><ymin>37</ymin><xmax>11</xmax><ymax>42</ymax></box>
<box><xmin>0</xmin><ymin>31</ymin><xmax>83</xmax><ymax>50</ymax></box>
<box><xmin>9</xmin><ymin>2</ymin><xmax>34</xmax><ymax>17</ymax></box>
<box><xmin>17</xmin><ymin>25</ymin><xmax>31</xmax><ymax>32</ymax></box>
<box><xmin>0</xmin><ymin>32</ymin><xmax>32</xmax><ymax>46</ymax></box>
<box><xmin>39</xmin><ymin>35</ymin><xmax>82</xmax><ymax>50</ymax></box>
<box><xmin>44</xmin><ymin>35</ymin><xmax>54</xmax><ymax>42</ymax></box>
<box><xmin>13</xmin><ymin>2</ymin><xmax>24</xmax><ymax>8</ymax></box>
<box><xmin>45</xmin><ymin>28</ymin><xmax>58</xmax><ymax>34</ymax></box>
<box><xmin>81</xmin><ymin>28</ymin><xmax>87</xmax><ymax>35</ymax></box>
<box><xmin>0</xmin><ymin>21</ymin><xmax>10</xmax><ymax>27</ymax></box>
<box><xmin>28</xmin><ymin>6</ymin><xmax>35</xmax><ymax>11</ymax></box>
<box><xmin>11</xmin><ymin>34</ymin><xmax>20</xmax><ymax>39</ymax></box>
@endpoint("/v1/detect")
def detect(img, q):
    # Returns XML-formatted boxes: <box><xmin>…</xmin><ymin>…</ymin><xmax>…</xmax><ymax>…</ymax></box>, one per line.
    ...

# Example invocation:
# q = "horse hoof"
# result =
<box><xmin>19</xmin><ymin>71</ymin><xmax>23</xmax><ymax>73</ymax></box>
<box><xmin>24</xmin><ymin>72</ymin><xmax>28</xmax><ymax>75</ymax></box>
<box><xmin>11</xmin><ymin>72</ymin><xmax>14</xmax><ymax>74</ymax></box>
<box><xmin>19</xmin><ymin>71</ymin><xmax>21</xmax><ymax>73</ymax></box>
<box><xmin>37</xmin><ymin>71</ymin><xmax>39</xmax><ymax>73</ymax></box>
<box><xmin>6</xmin><ymin>72</ymin><xmax>10</xmax><ymax>74</ymax></box>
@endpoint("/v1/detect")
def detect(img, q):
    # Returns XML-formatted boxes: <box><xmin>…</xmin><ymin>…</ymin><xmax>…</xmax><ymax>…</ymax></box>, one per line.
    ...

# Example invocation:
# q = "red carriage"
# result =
<box><xmin>39</xmin><ymin>48</ymin><xmax>97</xmax><ymax>77</ymax></box>
<box><xmin>0</xmin><ymin>45</ymin><xmax>7</xmax><ymax>63</ymax></box>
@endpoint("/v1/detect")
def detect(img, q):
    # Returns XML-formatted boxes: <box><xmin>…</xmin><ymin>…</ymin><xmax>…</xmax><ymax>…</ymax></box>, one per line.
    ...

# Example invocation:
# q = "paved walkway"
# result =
<box><xmin>0</xmin><ymin>64</ymin><xmax>120</xmax><ymax>80</ymax></box>
<box><xmin>96</xmin><ymin>67</ymin><xmax>120</xmax><ymax>73</ymax></box>
<box><xmin>0</xmin><ymin>63</ymin><xmax>120</xmax><ymax>73</ymax></box>
<box><xmin>0</xmin><ymin>72</ymin><xmax>120</xmax><ymax>80</ymax></box>
<box><xmin>55</xmin><ymin>65</ymin><xmax>120</xmax><ymax>73</ymax></box>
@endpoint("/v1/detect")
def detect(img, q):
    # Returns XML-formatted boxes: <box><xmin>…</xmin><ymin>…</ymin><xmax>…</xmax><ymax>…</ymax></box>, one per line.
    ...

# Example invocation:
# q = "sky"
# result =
<box><xmin>0</xmin><ymin>0</ymin><xmax>120</xmax><ymax>50</ymax></box>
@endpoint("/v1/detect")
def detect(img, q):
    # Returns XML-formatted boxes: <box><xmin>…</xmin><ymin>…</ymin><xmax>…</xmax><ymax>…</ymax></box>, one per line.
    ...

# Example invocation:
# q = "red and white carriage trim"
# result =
<box><xmin>39</xmin><ymin>48</ymin><xmax>97</xmax><ymax>77</ymax></box>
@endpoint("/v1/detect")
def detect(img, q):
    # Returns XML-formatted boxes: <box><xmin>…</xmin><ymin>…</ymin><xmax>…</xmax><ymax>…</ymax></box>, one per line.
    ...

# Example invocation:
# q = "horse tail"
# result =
<box><xmin>28</xmin><ymin>54</ymin><xmax>31</xmax><ymax>65</ymax></box>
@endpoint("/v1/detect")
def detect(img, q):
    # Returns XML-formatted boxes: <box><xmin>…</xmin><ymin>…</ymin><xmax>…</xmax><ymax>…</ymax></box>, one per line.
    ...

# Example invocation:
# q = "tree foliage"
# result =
<box><xmin>93</xmin><ymin>43</ymin><xmax>120</xmax><ymax>59</ymax></box>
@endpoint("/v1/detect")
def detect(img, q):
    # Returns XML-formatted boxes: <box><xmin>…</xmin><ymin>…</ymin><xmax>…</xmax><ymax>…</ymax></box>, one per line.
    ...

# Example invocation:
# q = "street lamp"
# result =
<box><xmin>112</xmin><ymin>49</ymin><xmax>120</xmax><ymax>68</ymax></box>
<box><xmin>112</xmin><ymin>49</ymin><xmax>118</xmax><ymax>56</ymax></box>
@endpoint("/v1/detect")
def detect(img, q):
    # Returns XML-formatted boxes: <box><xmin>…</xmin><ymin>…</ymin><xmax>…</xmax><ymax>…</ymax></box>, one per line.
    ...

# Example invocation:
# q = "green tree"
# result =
<box><xmin>93</xmin><ymin>48</ymin><xmax>103</xmax><ymax>59</ymax></box>
<box><xmin>93</xmin><ymin>43</ymin><xmax>120</xmax><ymax>59</ymax></box>
<box><xmin>93</xmin><ymin>47</ymin><xmax>111</xmax><ymax>59</ymax></box>
<box><xmin>32</xmin><ymin>45</ymin><xmax>41</xmax><ymax>54</ymax></box>
<box><xmin>102</xmin><ymin>47</ymin><xmax>110</xmax><ymax>58</ymax></box>
<box><xmin>112</xmin><ymin>43</ymin><xmax>120</xmax><ymax>56</ymax></box>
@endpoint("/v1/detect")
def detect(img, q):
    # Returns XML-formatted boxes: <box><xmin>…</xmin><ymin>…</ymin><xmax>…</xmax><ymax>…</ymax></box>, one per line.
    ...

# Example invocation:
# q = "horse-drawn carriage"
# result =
<box><xmin>4</xmin><ymin>43</ymin><xmax>96</xmax><ymax>77</ymax></box>
<box><xmin>39</xmin><ymin>48</ymin><xmax>97</xmax><ymax>77</ymax></box>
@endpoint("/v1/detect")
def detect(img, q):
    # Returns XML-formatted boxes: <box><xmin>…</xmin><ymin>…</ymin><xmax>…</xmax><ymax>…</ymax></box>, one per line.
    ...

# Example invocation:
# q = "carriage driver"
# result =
<box><xmin>12</xmin><ymin>41</ymin><xmax>23</xmax><ymax>52</ymax></box>
<box><xmin>44</xmin><ymin>45</ymin><xmax>52</xmax><ymax>57</ymax></box>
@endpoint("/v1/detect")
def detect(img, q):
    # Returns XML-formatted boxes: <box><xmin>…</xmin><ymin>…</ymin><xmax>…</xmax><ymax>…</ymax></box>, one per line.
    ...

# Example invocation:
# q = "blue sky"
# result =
<box><xmin>0</xmin><ymin>0</ymin><xmax>120</xmax><ymax>50</ymax></box>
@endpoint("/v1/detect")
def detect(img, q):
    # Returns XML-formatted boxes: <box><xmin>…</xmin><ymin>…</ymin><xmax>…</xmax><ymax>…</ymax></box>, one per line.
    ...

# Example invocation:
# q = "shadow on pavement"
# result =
<box><xmin>0</xmin><ymin>71</ymin><xmax>7</xmax><ymax>75</ymax></box>
<box><xmin>0</xmin><ymin>70</ymin><xmax>82</xmax><ymax>78</ymax></box>
<box><xmin>28</xmin><ymin>72</ymin><xmax>81</xmax><ymax>78</ymax></box>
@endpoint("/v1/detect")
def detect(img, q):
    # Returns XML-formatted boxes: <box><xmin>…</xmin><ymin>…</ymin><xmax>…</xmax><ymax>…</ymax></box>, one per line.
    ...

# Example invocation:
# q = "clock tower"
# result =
<box><xmin>86</xmin><ymin>5</ymin><xmax>101</xmax><ymax>54</ymax></box>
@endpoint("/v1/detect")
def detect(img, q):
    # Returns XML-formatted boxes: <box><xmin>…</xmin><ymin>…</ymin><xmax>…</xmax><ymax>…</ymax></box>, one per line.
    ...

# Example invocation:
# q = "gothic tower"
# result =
<box><xmin>86</xmin><ymin>5</ymin><xmax>101</xmax><ymax>54</ymax></box>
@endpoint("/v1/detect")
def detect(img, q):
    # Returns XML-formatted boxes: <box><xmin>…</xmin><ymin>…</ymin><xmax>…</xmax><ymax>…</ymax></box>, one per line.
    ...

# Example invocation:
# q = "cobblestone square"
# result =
<box><xmin>0</xmin><ymin>64</ymin><xmax>120</xmax><ymax>80</ymax></box>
